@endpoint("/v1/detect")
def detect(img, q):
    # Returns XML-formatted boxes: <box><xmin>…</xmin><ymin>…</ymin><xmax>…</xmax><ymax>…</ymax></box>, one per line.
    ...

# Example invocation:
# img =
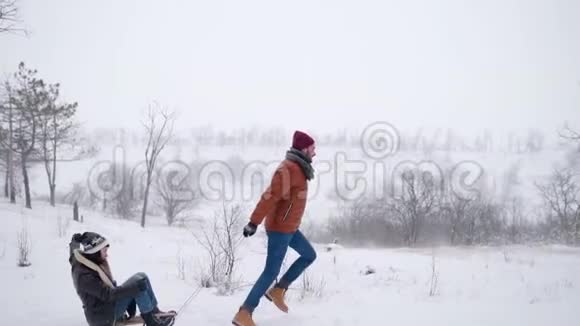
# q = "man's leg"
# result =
<box><xmin>241</xmin><ymin>231</ymin><xmax>292</xmax><ymax>313</ymax></box>
<box><xmin>277</xmin><ymin>230</ymin><xmax>317</xmax><ymax>289</ymax></box>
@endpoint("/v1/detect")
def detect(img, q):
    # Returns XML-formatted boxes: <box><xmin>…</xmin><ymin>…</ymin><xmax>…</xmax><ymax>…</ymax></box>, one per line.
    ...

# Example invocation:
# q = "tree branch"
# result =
<box><xmin>0</xmin><ymin>1</ymin><xmax>27</xmax><ymax>36</ymax></box>
<box><xmin>559</xmin><ymin>125</ymin><xmax>580</xmax><ymax>142</ymax></box>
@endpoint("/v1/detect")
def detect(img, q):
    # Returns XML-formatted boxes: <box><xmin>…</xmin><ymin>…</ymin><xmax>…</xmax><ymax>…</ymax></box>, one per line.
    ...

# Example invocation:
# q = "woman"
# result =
<box><xmin>69</xmin><ymin>232</ymin><xmax>176</xmax><ymax>326</ymax></box>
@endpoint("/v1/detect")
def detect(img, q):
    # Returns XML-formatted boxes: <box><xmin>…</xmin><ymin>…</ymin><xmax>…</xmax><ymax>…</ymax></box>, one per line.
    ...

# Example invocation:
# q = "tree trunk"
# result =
<box><xmin>73</xmin><ymin>201</ymin><xmax>79</xmax><ymax>222</ymax></box>
<box><xmin>42</xmin><ymin>125</ymin><xmax>56</xmax><ymax>207</ymax></box>
<box><xmin>9</xmin><ymin>175</ymin><xmax>15</xmax><ymax>203</ymax></box>
<box><xmin>8</xmin><ymin>98</ymin><xmax>16</xmax><ymax>204</ymax></box>
<box><xmin>21</xmin><ymin>155</ymin><xmax>31</xmax><ymax>209</ymax></box>
<box><xmin>574</xmin><ymin>207</ymin><xmax>579</xmax><ymax>246</ymax></box>
<box><xmin>450</xmin><ymin>227</ymin><xmax>457</xmax><ymax>245</ymax></box>
<box><xmin>51</xmin><ymin>111</ymin><xmax>57</xmax><ymax>207</ymax></box>
<box><xmin>4</xmin><ymin>167</ymin><xmax>8</xmax><ymax>198</ymax></box>
<box><xmin>43</xmin><ymin>157</ymin><xmax>53</xmax><ymax>206</ymax></box>
<box><xmin>49</xmin><ymin>184</ymin><xmax>55</xmax><ymax>206</ymax></box>
<box><xmin>140</xmin><ymin>174</ymin><xmax>152</xmax><ymax>228</ymax></box>
<box><xmin>167</xmin><ymin>202</ymin><xmax>175</xmax><ymax>226</ymax></box>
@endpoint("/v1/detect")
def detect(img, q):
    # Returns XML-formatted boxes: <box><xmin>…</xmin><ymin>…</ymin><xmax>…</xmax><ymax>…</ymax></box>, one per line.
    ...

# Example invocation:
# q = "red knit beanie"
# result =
<box><xmin>292</xmin><ymin>130</ymin><xmax>315</xmax><ymax>150</ymax></box>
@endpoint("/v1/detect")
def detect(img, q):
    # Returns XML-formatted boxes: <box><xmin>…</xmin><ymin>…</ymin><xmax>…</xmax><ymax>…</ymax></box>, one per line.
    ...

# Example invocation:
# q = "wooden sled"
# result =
<box><xmin>116</xmin><ymin>312</ymin><xmax>177</xmax><ymax>325</ymax></box>
<box><xmin>117</xmin><ymin>316</ymin><xmax>145</xmax><ymax>325</ymax></box>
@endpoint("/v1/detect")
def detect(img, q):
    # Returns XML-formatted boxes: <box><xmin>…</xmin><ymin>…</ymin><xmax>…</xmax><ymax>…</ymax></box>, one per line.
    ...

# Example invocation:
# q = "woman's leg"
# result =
<box><xmin>135</xmin><ymin>272</ymin><xmax>159</xmax><ymax>309</ymax></box>
<box><xmin>114</xmin><ymin>297</ymin><xmax>134</xmax><ymax>321</ymax></box>
<box><xmin>119</xmin><ymin>273</ymin><xmax>157</xmax><ymax>314</ymax></box>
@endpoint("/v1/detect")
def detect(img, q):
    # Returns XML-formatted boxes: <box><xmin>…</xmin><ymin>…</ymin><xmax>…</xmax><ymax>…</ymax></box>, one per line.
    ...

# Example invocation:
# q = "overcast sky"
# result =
<box><xmin>1</xmin><ymin>0</ymin><xmax>579</xmax><ymax>136</ymax></box>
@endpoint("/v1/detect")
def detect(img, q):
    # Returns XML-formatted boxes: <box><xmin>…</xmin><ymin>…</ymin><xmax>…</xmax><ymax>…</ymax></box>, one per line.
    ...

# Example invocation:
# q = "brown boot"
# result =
<box><xmin>265</xmin><ymin>287</ymin><xmax>289</xmax><ymax>313</ymax></box>
<box><xmin>232</xmin><ymin>308</ymin><xmax>256</xmax><ymax>326</ymax></box>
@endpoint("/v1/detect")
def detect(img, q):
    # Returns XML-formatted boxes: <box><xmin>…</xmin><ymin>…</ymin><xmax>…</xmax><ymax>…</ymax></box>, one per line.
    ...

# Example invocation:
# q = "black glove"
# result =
<box><xmin>243</xmin><ymin>222</ymin><xmax>257</xmax><ymax>237</ymax></box>
<box><xmin>72</xmin><ymin>233</ymin><xmax>84</xmax><ymax>242</ymax></box>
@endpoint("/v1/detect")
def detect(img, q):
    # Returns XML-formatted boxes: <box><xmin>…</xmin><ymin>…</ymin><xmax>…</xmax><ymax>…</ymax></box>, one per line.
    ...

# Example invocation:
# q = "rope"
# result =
<box><xmin>175</xmin><ymin>285</ymin><xmax>203</xmax><ymax>317</ymax></box>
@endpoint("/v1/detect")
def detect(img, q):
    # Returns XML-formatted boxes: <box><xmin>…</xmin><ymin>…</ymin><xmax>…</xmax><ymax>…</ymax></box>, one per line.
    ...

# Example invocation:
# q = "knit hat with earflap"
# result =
<box><xmin>70</xmin><ymin>232</ymin><xmax>116</xmax><ymax>287</ymax></box>
<box><xmin>78</xmin><ymin>232</ymin><xmax>109</xmax><ymax>254</ymax></box>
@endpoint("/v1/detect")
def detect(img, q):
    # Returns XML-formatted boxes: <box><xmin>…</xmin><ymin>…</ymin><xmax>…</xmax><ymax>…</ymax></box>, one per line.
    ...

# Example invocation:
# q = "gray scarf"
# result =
<box><xmin>286</xmin><ymin>148</ymin><xmax>314</xmax><ymax>181</ymax></box>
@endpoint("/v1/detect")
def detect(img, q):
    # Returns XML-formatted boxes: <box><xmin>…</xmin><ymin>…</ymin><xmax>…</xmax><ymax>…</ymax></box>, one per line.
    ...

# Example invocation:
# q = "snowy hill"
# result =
<box><xmin>0</xmin><ymin>200</ymin><xmax>579</xmax><ymax>325</ymax></box>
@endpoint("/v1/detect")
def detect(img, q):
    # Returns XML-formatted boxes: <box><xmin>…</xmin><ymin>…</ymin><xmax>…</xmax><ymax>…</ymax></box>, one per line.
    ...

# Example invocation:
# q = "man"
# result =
<box><xmin>69</xmin><ymin>232</ymin><xmax>176</xmax><ymax>326</ymax></box>
<box><xmin>233</xmin><ymin>130</ymin><xmax>318</xmax><ymax>326</ymax></box>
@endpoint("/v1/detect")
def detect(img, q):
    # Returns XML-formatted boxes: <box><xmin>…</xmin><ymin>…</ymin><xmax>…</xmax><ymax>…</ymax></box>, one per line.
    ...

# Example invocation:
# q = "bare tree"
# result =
<box><xmin>504</xmin><ymin>197</ymin><xmax>525</xmax><ymax>244</ymax></box>
<box><xmin>0</xmin><ymin>80</ymin><xmax>18</xmax><ymax>203</ymax></box>
<box><xmin>464</xmin><ymin>198</ymin><xmax>503</xmax><ymax>245</ymax></box>
<box><xmin>428</xmin><ymin>252</ymin><xmax>439</xmax><ymax>297</ymax></box>
<box><xmin>388</xmin><ymin>171</ymin><xmax>438</xmax><ymax>246</ymax></box>
<box><xmin>326</xmin><ymin>198</ymin><xmax>403</xmax><ymax>246</ymax></box>
<box><xmin>112</xmin><ymin>163</ymin><xmax>139</xmax><ymax>220</ymax></box>
<box><xmin>192</xmin><ymin>203</ymin><xmax>244</xmax><ymax>294</ymax></box>
<box><xmin>140</xmin><ymin>104</ymin><xmax>174</xmax><ymax>227</ymax></box>
<box><xmin>559</xmin><ymin>125</ymin><xmax>580</xmax><ymax>142</ymax></box>
<box><xmin>560</xmin><ymin>125</ymin><xmax>580</xmax><ymax>152</ymax></box>
<box><xmin>443</xmin><ymin>194</ymin><xmax>474</xmax><ymax>245</ymax></box>
<box><xmin>38</xmin><ymin>83</ymin><xmax>78</xmax><ymax>206</ymax></box>
<box><xmin>17</xmin><ymin>225</ymin><xmax>31</xmax><ymax>267</ymax></box>
<box><xmin>215</xmin><ymin>204</ymin><xmax>244</xmax><ymax>280</ymax></box>
<box><xmin>0</xmin><ymin>0</ymin><xmax>24</xmax><ymax>34</ymax></box>
<box><xmin>536</xmin><ymin>169</ymin><xmax>580</xmax><ymax>245</ymax></box>
<box><xmin>9</xmin><ymin>63</ymin><xmax>47</xmax><ymax>209</ymax></box>
<box><xmin>155</xmin><ymin>167</ymin><xmax>198</xmax><ymax>226</ymax></box>
<box><xmin>193</xmin><ymin>222</ymin><xmax>223</xmax><ymax>287</ymax></box>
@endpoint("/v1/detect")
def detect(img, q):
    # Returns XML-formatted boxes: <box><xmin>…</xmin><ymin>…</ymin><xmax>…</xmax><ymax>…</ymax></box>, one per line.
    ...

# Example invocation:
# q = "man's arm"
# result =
<box><xmin>249</xmin><ymin>166</ymin><xmax>292</xmax><ymax>226</ymax></box>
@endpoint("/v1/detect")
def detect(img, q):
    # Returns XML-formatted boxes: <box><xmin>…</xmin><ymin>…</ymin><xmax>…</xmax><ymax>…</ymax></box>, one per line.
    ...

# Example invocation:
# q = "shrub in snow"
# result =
<box><xmin>0</xmin><ymin>239</ymin><xmax>5</xmax><ymax>260</ymax></box>
<box><xmin>299</xmin><ymin>271</ymin><xmax>326</xmax><ymax>300</ymax></box>
<box><xmin>193</xmin><ymin>258</ymin><xmax>214</xmax><ymax>288</ymax></box>
<box><xmin>428</xmin><ymin>254</ymin><xmax>439</xmax><ymax>297</ymax></box>
<box><xmin>325</xmin><ymin>239</ymin><xmax>343</xmax><ymax>252</ymax></box>
<box><xmin>216</xmin><ymin>275</ymin><xmax>242</xmax><ymax>296</ymax></box>
<box><xmin>503</xmin><ymin>250</ymin><xmax>512</xmax><ymax>263</ymax></box>
<box><xmin>363</xmin><ymin>265</ymin><xmax>376</xmax><ymax>275</ymax></box>
<box><xmin>56</xmin><ymin>215</ymin><xmax>70</xmax><ymax>238</ymax></box>
<box><xmin>198</xmin><ymin>274</ymin><xmax>213</xmax><ymax>288</ymax></box>
<box><xmin>17</xmin><ymin>227</ymin><xmax>31</xmax><ymax>267</ymax></box>
<box><xmin>192</xmin><ymin>203</ymin><xmax>243</xmax><ymax>295</ymax></box>
<box><xmin>154</xmin><ymin>167</ymin><xmax>200</xmax><ymax>226</ymax></box>
<box><xmin>561</xmin><ymin>279</ymin><xmax>574</xmax><ymax>289</ymax></box>
<box><xmin>176</xmin><ymin>248</ymin><xmax>187</xmax><ymax>281</ymax></box>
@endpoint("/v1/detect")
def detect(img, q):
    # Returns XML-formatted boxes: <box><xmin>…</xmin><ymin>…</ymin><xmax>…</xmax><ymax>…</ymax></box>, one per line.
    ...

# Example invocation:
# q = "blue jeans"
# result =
<box><xmin>243</xmin><ymin>230</ymin><xmax>317</xmax><ymax>312</ymax></box>
<box><xmin>114</xmin><ymin>272</ymin><xmax>158</xmax><ymax>320</ymax></box>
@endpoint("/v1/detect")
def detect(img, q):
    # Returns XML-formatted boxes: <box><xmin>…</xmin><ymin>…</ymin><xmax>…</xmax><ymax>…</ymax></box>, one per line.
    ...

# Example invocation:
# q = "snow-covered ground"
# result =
<box><xmin>1</xmin><ymin>200</ymin><xmax>579</xmax><ymax>325</ymax></box>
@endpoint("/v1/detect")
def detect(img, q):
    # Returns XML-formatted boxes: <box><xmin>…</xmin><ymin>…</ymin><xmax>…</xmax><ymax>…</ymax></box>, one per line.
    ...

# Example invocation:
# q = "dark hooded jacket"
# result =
<box><xmin>69</xmin><ymin>234</ymin><xmax>140</xmax><ymax>326</ymax></box>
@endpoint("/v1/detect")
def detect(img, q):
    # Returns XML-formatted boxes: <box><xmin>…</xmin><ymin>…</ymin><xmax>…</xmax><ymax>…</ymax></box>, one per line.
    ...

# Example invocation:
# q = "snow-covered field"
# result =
<box><xmin>1</xmin><ymin>199</ymin><xmax>579</xmax><ymax>325</ymax></box>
